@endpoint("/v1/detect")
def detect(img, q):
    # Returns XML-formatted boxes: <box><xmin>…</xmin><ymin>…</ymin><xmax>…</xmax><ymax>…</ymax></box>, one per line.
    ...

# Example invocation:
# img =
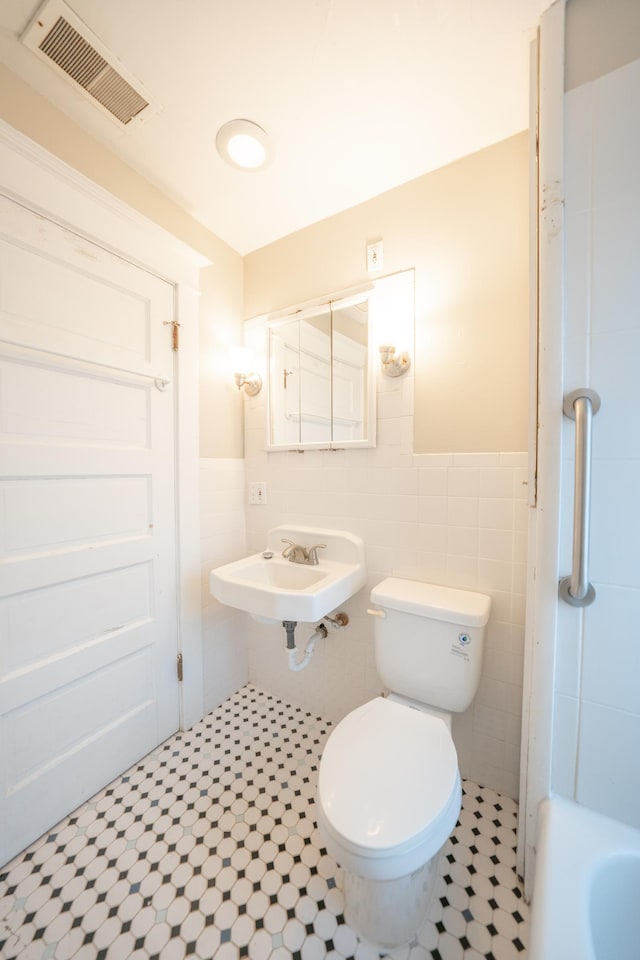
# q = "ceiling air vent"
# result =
<box><xmin>22</xmin><ymin>0</ymin><xmax>157</xmax><ymax>128</ymax></box>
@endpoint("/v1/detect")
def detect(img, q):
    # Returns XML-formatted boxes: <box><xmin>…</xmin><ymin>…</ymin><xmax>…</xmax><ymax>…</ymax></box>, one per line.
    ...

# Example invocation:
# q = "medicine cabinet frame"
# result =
<box><xmin>265</xmin><ymin>284</ymin><xmax>376</xmax><ymax>451</ymax></box>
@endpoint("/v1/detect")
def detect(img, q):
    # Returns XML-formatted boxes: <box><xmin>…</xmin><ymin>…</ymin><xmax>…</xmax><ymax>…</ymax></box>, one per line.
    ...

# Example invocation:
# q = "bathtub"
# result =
<box><xmin>529</xmin><ymin>797</ymin><xmax>640</xmax><ymax>960</ymax></box>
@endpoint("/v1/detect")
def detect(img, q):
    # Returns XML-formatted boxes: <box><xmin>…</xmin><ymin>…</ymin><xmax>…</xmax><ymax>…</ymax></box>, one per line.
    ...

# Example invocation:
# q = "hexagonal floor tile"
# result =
<box><xmin>0</xmin><ymin>686</ymin><xmax>529</xmax><ymax>960</ymax></box>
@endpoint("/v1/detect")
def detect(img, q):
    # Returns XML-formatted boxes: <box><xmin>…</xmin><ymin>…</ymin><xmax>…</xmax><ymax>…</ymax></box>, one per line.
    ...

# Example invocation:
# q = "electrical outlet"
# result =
<box><xmin>367</xmin><ymin>240</ymin><xmax>384</xmax><ymax>273</ymax></box>
<box><xmin>249</xmin><ymin>482</ymin><xmax>267</xmax><ymax>505</ymax></box>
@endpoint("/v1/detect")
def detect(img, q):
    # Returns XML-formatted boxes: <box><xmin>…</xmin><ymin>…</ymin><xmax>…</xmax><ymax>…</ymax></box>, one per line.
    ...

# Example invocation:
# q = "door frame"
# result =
<box><xmin>0</xmin><ymin>119</ymin><xmax>207</xmax><ymax>732</ymax></box>
<box><xmin>518</xmin><ymin>0</ymin><xmax>566</xmax><ymax>899</ymax></box>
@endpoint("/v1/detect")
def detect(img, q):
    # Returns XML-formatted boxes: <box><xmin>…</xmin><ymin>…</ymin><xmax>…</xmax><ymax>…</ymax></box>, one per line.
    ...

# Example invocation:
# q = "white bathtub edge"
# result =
<box><xmin>529</xmin><ymin>797</ymin><xmax>640</xmax><ymax>960</ymax></box>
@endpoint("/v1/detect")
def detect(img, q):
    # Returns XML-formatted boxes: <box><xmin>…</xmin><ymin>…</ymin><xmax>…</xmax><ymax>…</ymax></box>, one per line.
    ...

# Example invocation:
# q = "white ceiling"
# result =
<box><xmin>0</xmin><ymin>0</ymin><xmax>551</xmax><ymax>255</ymax></box>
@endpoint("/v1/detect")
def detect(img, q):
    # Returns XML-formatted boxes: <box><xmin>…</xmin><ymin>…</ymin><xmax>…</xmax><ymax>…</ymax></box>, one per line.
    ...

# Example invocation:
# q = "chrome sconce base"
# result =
<box><xmin>234</xmin><ymin>371</ymin><xmax>262</xmax><ymax>396</ymax></box>
<box><xmin>379</xmin><ymin>344</ymin><xmax>411</xmax><ymax>377</ymax></box>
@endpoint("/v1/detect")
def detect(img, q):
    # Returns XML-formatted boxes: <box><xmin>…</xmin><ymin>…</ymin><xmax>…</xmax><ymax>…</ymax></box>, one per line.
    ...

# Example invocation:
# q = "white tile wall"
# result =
<box><xmin>552</xmin><ymin>56</ymin><xmax>640</xmax><ymax>829</ymax></box>
<box><xmin>577</xmin><ymin>702</ymin><xmax>640</xmax><ymax>825</ymax></box>
<box><xmin>199</xmin><ymin>458</ymin><xmax>248</xmax><ymax>713</ymax></box>
<box><xmin>550</xmin><ymin>694</ymin><xmax>579</xmax><ymax>798</ymax></box>
<box><xmin>242</xmin><ymin>349</ymin><xmax>528</xmax><ymax>799</ymax></box>
<box><xmin>581</xmin><ymin>585</ymin><xmax>640</xmax><ymax>714</ymax></box>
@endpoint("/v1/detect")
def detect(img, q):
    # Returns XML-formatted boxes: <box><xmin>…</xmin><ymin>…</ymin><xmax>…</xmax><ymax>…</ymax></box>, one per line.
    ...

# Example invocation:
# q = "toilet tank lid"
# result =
<box><xmin>370</xmin><ymin>578</ymin><xmax>491</xmax><ymax>627</ymax></box>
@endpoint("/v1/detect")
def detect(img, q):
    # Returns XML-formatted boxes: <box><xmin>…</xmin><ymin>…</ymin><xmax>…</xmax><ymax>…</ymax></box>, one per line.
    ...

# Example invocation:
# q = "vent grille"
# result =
<box><xmin>89</xmin><ymin>65</ymin><xmax>147</xmax><ymax>125</ymax></box>
<box><xmin>39</xmin><ymin>16</ymin><xmax>148</xmax><ymax>124</ymax></box>
<box><xmin>40</xmin><ymin>15</ymin><xmax>107</xmax><ymax>89</ymax></box>
<box><xmin>22</xmin><ymin>0</ymin><xmax>156</xmax><ymax>128</ymax></box>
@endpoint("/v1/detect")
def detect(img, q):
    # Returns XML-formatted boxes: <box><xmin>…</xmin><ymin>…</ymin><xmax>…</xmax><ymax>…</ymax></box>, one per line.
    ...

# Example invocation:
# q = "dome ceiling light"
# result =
<box><xmin>216</xmin><ymin>119</ymin><xmax>271</xmax><ymax>172</ymax></box>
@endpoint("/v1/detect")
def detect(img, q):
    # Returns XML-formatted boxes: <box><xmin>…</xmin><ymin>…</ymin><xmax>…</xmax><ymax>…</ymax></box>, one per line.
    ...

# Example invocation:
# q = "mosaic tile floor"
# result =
<box><xmin>0</xmin><ymin>685</ymin><xmax>529</xmax><ymax>960</ymax></box>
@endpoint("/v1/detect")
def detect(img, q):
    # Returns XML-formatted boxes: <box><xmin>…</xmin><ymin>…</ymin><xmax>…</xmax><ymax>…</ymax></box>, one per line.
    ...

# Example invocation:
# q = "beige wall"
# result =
<box><xmin>1</xmin><ymin>63</ymin><xmax>529</xmax><ymax>457</ymax></box>
<box><xmin>199</xmin><ymin>259</ymin><xmax>245</xmax><ymax>459</ymax></box>
<box><xmin>0</xmin><ymin>65</ymin><xmax>245</xmax><ymax>459</ymax></box>
<box><xmin>244</xmin><ymin>133</ymin><xmax>529</xmax><ymax>454</ymax></box>
<box><xmin>566</xmin><ymin>0</ymin><xmax>640</xmax><ymax>91</ymax></box>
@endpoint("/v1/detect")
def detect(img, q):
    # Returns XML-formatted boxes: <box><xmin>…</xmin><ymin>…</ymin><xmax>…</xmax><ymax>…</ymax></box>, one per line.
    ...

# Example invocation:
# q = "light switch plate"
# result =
<box><xmin>249</xmin><ymin>482</ymin><xmax>267</xmax><ymax>504</ymax></box>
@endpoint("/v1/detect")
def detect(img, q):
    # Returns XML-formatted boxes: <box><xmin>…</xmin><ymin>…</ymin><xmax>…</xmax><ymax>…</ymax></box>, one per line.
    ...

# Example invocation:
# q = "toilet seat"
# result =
<box><xmin>317</xmin><ymin>697</ymin><xmax>461</xmax><ymax>880</ymax></box>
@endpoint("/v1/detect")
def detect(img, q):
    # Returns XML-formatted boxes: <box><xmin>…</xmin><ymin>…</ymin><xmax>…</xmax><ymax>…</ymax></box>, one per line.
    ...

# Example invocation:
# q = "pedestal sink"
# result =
<box><xmin>209</xmin><ymin>526</ymin><xmax>366</xmax><ymax>622</ymax></box>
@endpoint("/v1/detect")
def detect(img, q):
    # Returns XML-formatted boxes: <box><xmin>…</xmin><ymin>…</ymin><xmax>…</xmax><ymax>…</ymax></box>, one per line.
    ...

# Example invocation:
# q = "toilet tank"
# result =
<box><xmin>370</xmin><ymin>578</ymin><xmax>491</xmax><ymax>713</ymax></box>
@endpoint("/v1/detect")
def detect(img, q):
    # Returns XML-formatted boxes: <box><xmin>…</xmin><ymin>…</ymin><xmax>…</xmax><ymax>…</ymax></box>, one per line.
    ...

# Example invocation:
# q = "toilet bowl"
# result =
<box><xmin>317</xmin><ymin>697</ymin><xmax>460</xmax><ymax>881</ymax></box>
<box><xmin>316</xmin><ymin>578</ymin><xmax>491</xmax><ymax>948</ymax></box>
<box><xmin>317</xmin><ymin>696</ymin><xmax>461</xmax><ymax>947</ymax></box>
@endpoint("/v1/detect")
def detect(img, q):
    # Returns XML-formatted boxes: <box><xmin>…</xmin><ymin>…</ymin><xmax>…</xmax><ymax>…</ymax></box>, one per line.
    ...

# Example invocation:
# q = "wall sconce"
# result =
<box><xmin>379</xmin><ymin>345</ymin><xmax>411</xmax><ymax>377</ymax></box>
<box><xmin>230</xmin><ymin>346</ymin><xmax>262</xmax><ymax>396</ymax></box>
<box><xmin>234</xmin><ymin>370</ymin><xmax>262</xmax><ymax>395</ymax></box>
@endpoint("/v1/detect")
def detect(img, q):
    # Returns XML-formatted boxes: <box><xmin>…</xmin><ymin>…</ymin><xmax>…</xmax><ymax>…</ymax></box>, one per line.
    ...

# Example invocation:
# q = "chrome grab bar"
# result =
<box><xmin>559</xmin><ymin>388</ymin><xmax>601</xmax><ymax>607</ymax></box>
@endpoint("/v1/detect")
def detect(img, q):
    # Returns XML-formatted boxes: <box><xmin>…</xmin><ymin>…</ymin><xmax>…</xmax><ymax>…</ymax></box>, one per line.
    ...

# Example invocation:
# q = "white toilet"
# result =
<box><xmin>316</xmin><ymin>577</ymin><xmax>491</xmax><ymax>948</ymax></box>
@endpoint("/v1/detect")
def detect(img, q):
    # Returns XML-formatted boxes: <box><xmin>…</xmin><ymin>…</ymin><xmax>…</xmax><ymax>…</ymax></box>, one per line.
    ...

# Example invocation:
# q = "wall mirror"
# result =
<box><xmin>266</xmin><ymin>287</ymin><xmax>375</xmax><ymax>450</ymax></box>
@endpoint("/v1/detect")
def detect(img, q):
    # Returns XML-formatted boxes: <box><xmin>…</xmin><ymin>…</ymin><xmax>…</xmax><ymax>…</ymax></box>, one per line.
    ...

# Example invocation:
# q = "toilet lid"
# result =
<box><xmin>318</xmin><ymin>697</ymin><xmax>459</xmax><ymax>855</ymax></box>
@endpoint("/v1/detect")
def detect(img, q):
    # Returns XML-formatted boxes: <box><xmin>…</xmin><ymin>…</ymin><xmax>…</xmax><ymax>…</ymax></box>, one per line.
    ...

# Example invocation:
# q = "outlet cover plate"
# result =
<box><xmin>249</xmin><ymin>482</ymin><xmax>267</xmax><ymax>504</ymax></box>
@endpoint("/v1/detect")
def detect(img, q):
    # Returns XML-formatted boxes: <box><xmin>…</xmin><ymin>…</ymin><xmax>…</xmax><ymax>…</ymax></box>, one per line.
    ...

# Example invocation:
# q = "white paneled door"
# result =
<box><xmin>0</xmin><ymin>195</ymin><xmax>180</xmax><ymax>865</ymax></box>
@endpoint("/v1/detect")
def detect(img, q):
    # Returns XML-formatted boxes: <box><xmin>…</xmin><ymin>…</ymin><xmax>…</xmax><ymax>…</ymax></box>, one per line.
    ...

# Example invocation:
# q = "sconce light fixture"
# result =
<box><xmin>230</xmin><ymin>346</ymin><xmax>262</xmax><ymax>396</ymax></box>
<box><xmin>379</xmin><ymin>344</ymin><xmax>411</xmax><ymax>378</ymax></box>
<box><xmin>234</xmin><ymin>370</ymin><xmax>262</xmax><ymax>395</ymax></box>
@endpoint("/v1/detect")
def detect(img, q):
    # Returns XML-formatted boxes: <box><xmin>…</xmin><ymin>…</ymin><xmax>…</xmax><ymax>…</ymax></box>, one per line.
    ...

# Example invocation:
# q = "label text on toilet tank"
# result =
<box><xmin>450</xmin><ymin>633</ymin><xmax>471</xmax><ymax>662</ymax></box>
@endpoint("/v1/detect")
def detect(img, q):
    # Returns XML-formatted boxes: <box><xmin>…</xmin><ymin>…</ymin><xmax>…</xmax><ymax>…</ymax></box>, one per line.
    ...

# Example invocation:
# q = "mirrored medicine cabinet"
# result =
<box><xmin>266</xmin><ymin>287</ymin><xmax>376</xmax><ymax>451</ymax></box>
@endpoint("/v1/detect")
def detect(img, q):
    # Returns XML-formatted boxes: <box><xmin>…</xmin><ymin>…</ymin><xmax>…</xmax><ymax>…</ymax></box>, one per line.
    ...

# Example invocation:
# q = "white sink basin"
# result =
<box><xmin>209</xmin><ymin>526</ymin><xmax>366</xmax><ymax>622</ymax></box>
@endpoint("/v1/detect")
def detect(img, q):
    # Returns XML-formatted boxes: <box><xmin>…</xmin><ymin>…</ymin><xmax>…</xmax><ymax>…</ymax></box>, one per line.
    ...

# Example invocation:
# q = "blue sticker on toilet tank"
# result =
<box><xmin>450</xmin><ymin>633</ymin><xmax>472</xmax><ymax>661</ymax></box>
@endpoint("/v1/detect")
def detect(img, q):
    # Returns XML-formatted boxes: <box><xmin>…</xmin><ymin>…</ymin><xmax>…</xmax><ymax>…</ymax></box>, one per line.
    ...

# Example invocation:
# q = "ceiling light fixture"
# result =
<box><xmin>216</xmin><ymin>119</ymin><xmax>271</xmax><ymax>171</ymax></box>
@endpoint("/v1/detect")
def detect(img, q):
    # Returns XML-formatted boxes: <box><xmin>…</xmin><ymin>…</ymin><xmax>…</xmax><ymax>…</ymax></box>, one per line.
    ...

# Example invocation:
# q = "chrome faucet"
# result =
<box><xmin>306</xmin><ymin>543</ymin><xmax>326</xmax><ymax>565</ymax></box>
<box><xmin>281</xmin><ymin>539</ymin><xmax>308</xmax><ymax>563</ymax></box>
<box><xmin>281</xmin><ymin>539</ymin><xmax>326</xmax><ymax>565</ymax></box>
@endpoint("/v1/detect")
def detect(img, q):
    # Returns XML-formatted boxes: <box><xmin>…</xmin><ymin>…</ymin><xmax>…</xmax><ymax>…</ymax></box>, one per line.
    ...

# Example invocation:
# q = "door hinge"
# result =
<box><xmin>163</xmin><ymin>319</ymin><xmax>181</xmax><ymax>351</ymax></box>
<box><xmin>176</xmin><ymin>652</ymin><xmax>183</xmax><ymax>682</ymax></box>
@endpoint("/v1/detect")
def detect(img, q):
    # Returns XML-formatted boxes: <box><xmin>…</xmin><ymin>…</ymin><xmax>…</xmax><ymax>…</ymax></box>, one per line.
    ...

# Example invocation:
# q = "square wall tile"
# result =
<box><xmin>417</xmin><ymin>523</ymin><xmax>447</xmax><ymax>553</ymax></box>
<box><xmin>591</xmin><ymin>329</ymin><xmax>640</xmax><ymax>459</ymax></box>
<box><xmin>555</xmin><ymin>603</ymin><xmax>582</xmax><ymax>697</ymax></box>
<box><xmin>447</xmin><ymin>497</ymin><xmax>478</xmax><ymax>527</ymax></box>
<box><xmin>590</xmin><ymin>459</ymin><xmax>640</xmax><ymax>588</ymax></box>
<box><xmin>591</xmin><ymin>199</ymin><xmax>640</xmax><ymax>334</ymax></box>
<box><xmin>563</xmin><ymin>210</ymin><xmax>590</xmax><ymax>344</ymax></box>
<box><xmin>419</xmin><ymin>496</ymin><xmax>448</xmax><ymax>525</ymax></box>
<box><xmin>564</xmin><ymin>81</ymin><xmax>593</xmax><ymax>214</ymax></box>
<box><xmin>582</xmin><ymin>584</ymin><xmax>640</xmax><ymax>714</ymax></box>
<box><xmin>591</xmin><ymin>57</ymin><xmax>640</xmax><ymax>210</ymax></box>
<box><xmin>479</xmin><ymin>467</ymin><xmax>514</xmax><ymax>500</ymax></box>
<box><xmin>577</xmin><ymin>701</ymin><xmax>640</xmax><ymax>830</ymax></box>
<box><xmin>447</xmin><ymin>467</ymin><xmax>480</xmax><ymax>498</ymax></box>
<box><xmin>478</xmin><ymin>498</ymin><xmax>514</xmax><ymax>530</ymax></box>
<box><xmin>551</xmin><ymin>693</ymin><xmax>579</xmax><ymax>798</ymax></box>
<box><xmin>474</xmin><ymin>702</ymin><xmax>508</xmax><ymax>742</ymax></box>
<box><xmin>478</xmin><ymin>529</ymin><xmax>512</xmax><ymax>563</ymax></box>
<box><xmin>478</xmin><ymin>559</ymin><xmax>513</xmax><ymax>593</ymax></box>
<box><xmin>445</xmin><ymin>555</ymin><xmax>478</xmax><ymax>589</ymax></box>
<box><xmin>447</xmin><ymin>525</ymin><xmax>478</xmax><ymax>558</ymax></box>
<box><xmin>499</xmin><ymin>452</ymin><xmax>528</xmax><ymax>467</ymax></box>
